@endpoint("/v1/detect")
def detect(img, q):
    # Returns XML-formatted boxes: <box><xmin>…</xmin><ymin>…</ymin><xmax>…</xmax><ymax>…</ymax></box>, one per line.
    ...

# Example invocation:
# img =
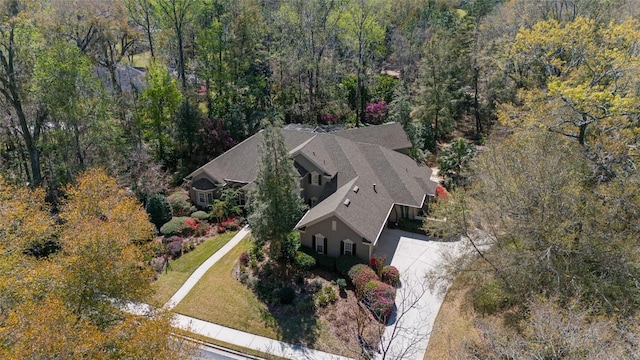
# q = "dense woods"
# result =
<box><xmin>1</xmin><ymin>0</ymin><xmax>640</xmax><ymax>357</ymax></box>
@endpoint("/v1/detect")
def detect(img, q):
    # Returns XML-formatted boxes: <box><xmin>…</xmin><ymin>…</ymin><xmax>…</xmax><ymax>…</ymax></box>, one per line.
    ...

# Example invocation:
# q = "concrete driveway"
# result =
<box><xmin>374</xmin><ymin>229</ymin><xmax>464</xmax><ymax>360</ymax></box>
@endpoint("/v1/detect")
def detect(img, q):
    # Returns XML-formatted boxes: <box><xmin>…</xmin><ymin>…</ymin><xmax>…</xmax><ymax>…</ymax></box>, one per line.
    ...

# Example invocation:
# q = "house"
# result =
<box><xmin>185</xmin><ymin>122</ymin><xmax>437</xmax><ymax>262</ymax></box>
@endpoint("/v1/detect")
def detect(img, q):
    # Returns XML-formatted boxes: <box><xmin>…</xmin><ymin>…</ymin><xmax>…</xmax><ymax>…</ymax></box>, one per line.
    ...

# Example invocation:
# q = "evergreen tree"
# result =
<box><xmin>247</xmin><ymin>125</ymin><xmax>306</xmax><ymax>260</ymax></box>
<box><xmin>145</xmin><ymin>193</ymin><xmax>173</xmax><ymax>230</ymax></box>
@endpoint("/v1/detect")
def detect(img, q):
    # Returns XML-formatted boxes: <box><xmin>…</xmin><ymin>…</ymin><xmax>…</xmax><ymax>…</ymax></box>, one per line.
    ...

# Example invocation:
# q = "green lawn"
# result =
<box><xmin>172</xmin><ymin>238</ymin><xmax>356</xmax><ymax>356</ymax></box>
<box><xmin>173</xmin><ymin>237</ymin><xmax>279</xmax><ymax>338</ymax></box>
<box><xmin>149</xmin><ymin>231</ymin><xmax>238</xmax><ymax>307</ymax></box>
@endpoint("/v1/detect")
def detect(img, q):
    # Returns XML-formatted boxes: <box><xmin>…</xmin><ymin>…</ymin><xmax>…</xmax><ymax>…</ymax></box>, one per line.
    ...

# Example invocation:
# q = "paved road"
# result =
<box><xmin>193</xmin><ymin>343</ymin><xmax>257</xmax><ymax>360</ymax></box>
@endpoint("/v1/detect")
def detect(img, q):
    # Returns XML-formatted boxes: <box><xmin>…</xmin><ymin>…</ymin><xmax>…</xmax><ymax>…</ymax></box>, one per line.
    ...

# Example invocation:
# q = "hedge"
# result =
<box><xmin>348</xmin><ymin>264</ymin><xmax>379</xmax><ymax>296</ymax></box>
<box><xmin>299</xmin><ymin>245</ymin><xmax>336</xmax><ymax>271</ymax></box>
<box><xmin>336</xmin><ymin>255</ymin><xmax>365</xmax><ymax>277</ymax></box>
<box><xmin>160</xmin><ymin>217</ymin><xmax>192</xmax><ymax>236</ymax></box>
<box><xmin>191</xmin><ymin>210</ymin><xmax>210</xmax><ymax>221</ymax></box>
<box><xmin>381</xmin><ymin>265</ymin><xmax>400</xmax><ymax>287</ymax></box>
<box><xmin>363</xmin><ymin>280</ymin><xmax>396</xmax><ymax>322</ymax></box>
<box><xmin>294</xmin><ymin>251</ymin><xmax>316</xmax><ymax>270</ymax></box>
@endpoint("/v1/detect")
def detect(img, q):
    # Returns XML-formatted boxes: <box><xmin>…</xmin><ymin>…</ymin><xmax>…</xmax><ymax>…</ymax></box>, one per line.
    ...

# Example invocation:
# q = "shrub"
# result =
<box><xmin>280</xmin><ymin>231</ymin><xmax>300</xmax><ymax>261</ymax></box>
<box><xmin>473</xmin><ymin>279</ymin><xmax>506</xmax><ymax>316</ymax></box>
<box><xmin>397</xmin><ymin>218</ymin><xmax>425</xmax><ymax>234</ymax></box>
<box><xmin>381</xmin><ymin>266</ymin><xmax>400</xmax><ymax>287</ymax></box>
<box><xmin>363</xmin><ymin>280</ymin><xmax>395</xmax><ymax>301</ymax></box>
<box><xmin>336</xmin><ymin>278</ymin><xmax>347</xmax><ymax>290</ymax></box>
<box><xmin>372</xmin><ymin>253</ymin><xmax>387</xmax><ymax>278</ymax></box>
<box><xmin>250</xmin><ymin>244</ymin><xmax>264</xmax><ymax>261</ymax></box>
<box><xmin>314</xmin><ymin>286</ymin><xmax>337</xmax><ymax>308</ymax></box>
<box><xmin>160</xmin><ymin>217</ymin><xmax>191</xmax><ymax>236</ymax></box>
<box><xmin>167</xmin><ymin>190</ymin><xmax>191</xmax><ymax>216</ymax></box>
<box><xmin>191</xmin><ymin>210</ymin><xmax>210</xmax><ymax>221</ymax></box>
<box><xmin>278</xmin><ymin>286</ymin><xmax>296</xmax><ymax>305</ymax></box>
<box><xmin>324</xmin><ymin>285</ymin><xmax>337</xmax><ymax>303</ymax></box>
<box><xmin>294</xmin><ymin>251</ymin><xmax>316</xmax><ymax>270</ymax></box>
<box><xmin>239</xmin><ymin>251</ymin><xmax>250</xmax><ymax>266</ymax></box>
<box><xmin>348</xmin><ymin>264</ymin><xmax>379</xmax><ymax>297</ymax></box>
<box><xmin>146</xmin><ymin>194</ymin><xmax>173</xmax><ymax>230</ymax></box>
<box><xmin>314</xmin><ymin>291</ymin><xmax>329</xmax><ymax>308</ymax></box>
<box><xmin>182</xmin><ymin>240</ymin><xmax>195</xmax><ymax>254</ymax></box>
<box><xmin>365</xmin><ymin>101</ymin><xmax>389</xmax><ymax>124</ymax></box>
<box><xmin>336</xmin><ymin>255</ymin><xmax>365</xmax><ymax>277</ymax></box>
<box><xmin>299</xmin><ymin>245</ymin><xmax>336</xmax><ymax>270</ymax></box>
<box><xmin>310</xmin><ymin>280</ymin><xmax>323</xmax><ymax>293</ymax></box>
<box><xmin>364</xmin><ymin>283</ymin><xmax>395</xmax><ymax>322</ymax></box>
<box><xmin>165</xmin><ymin>237</ymin><xmax>183</xmax><ymax>259</ymax></box>
<box><xmin>220</xmin><ymin>216</ymin><xmax>241</xmax><ymax>231</ymax></box>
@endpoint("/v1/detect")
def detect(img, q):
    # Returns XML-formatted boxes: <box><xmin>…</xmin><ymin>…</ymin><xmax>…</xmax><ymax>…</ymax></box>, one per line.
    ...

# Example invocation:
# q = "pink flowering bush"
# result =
<box><xmin>364</xmin><ymin>280</ymin><xmax>396</xmax><ymax>321</ymax></box>
<box><xmin>348</xmin><ymin>264</ymin><xmax>379</xmax><ymax>296</ymax></box>
<box><xmin>365</xmin><ymin>101</ymin><xmax>389</xmax><ymax>124</ymax></box>
<box><xmin>321</xmin><ymin>114</ymin><xmax>337</xmax><ymax>125</ymax></box>
<box><xmin>381</xmin><ymin>265</ymin><xmax>400</xmax><ymax>287</ymax></box>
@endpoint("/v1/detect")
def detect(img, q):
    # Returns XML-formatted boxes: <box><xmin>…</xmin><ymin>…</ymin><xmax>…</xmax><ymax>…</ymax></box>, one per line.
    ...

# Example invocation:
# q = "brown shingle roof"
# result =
<box><xmin>186</xmin><ymin>129</ymin><xmax>315</xmax><ymax>185</ymax></box>
<box><xmin>332</xmin><ymin>122</ymin><xmax>412</xmax><ymax>151</ymax></box>
<box><xmin>188</xmin><ymin>123</ymin><xmax>436</xmax><ymax>244</ymax></box>
<box><xmin>296</xmin><ymin>135</ymin><xmax>434</xmax><ymax>243</ymax></box>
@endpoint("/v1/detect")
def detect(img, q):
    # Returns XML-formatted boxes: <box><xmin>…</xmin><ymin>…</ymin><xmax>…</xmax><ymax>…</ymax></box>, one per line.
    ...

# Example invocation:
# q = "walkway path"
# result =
<box><xmin>164</xmin><ymin>226</ymin><xmax>251</xmax><ymax>310</ymax></box>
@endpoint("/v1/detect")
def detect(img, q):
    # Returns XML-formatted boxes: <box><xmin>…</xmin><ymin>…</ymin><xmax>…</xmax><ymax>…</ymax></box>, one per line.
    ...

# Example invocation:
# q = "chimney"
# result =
<box><xmin>373</xmin><ymin>183</ymin><xmax>377</xmax><ymax>193</ymax></box>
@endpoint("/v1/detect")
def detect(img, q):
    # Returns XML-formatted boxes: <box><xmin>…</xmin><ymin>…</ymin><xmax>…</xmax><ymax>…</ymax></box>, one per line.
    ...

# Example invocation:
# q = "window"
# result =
<box><xmin>342</xmin><ymin>239</ymin><xmax>355</xmax><ymax>256</ymax></box>
<box><xmin>332</xmin><ymin>220</ymin><xmax>336</xmax><ymax>231</ymax></box>
<box><xmin>315</xmin><ymin>234</ymin><xmax>325</xmax><ymax>254</ymax></box>
<box><xmin>237</xmin><ymin>192</ymin><xmax>246</xmax><ymax>206</ymax></box>
<box><xmin>197</xmin><ymin>191</ymin><xmax>214</xmax><ymax>206</ymax></box>
<box><xmin>311</xmin><ymin>172</ymin><xmax>319</xmax><ymax>186</ymax></box>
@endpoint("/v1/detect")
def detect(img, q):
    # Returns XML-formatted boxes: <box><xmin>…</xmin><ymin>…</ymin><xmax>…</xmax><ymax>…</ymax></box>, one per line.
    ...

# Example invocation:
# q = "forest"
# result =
<box><xmin>1</xmin><ymin>0</ymin><xmax>640</xmax><ymax>358</ymax></box>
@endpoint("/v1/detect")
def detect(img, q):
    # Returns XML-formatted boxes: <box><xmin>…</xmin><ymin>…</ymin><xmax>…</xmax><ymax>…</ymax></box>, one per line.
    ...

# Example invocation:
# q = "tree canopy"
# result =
<box><xmin>0</xmin><ymin>169</ymin><xmax>192</xmax><ymax>358</ymax></box>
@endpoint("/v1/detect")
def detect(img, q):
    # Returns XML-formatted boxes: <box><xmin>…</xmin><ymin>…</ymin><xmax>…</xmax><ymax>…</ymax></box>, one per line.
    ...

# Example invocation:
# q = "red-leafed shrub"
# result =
<box><xmin>364</xmin><ymin>281</ymin><xmax>396</xmax><ymax>322</ymax></box>
<box><xmin>381</xmin><ymin>265</ymin><xmax>400</xmax><ymax>287</ymax></box>
<box><xmin>185</xmin><ymin>218</ymin><xmax>200</xmax><ymax>229</ymax></box>
<box><xmin>348</xmin><ymin>264</ymin><xmax>379</xmax><ymax>297</ymax></box>
<box><xmin>220</xmin><ymin>216</ymin><xmax>241</xmax><ymax>231</ymax></box>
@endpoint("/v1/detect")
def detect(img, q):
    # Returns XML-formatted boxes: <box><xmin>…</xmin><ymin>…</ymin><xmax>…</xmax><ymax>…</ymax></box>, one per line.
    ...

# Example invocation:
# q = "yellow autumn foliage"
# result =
<box><xmin>0</xmin><ymin>169</ymin><xmax>192</xmax><ymax>359</ymax></box>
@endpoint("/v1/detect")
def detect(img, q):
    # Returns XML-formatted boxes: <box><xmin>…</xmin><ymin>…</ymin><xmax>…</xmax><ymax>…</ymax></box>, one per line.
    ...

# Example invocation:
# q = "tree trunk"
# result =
<box><xmin>177</xmin><ymin>30</ymin><xmax>186</xmax><ymax>90</ymax></box>
<box><xmin>474</xmin><ymin>65</ymin><xmax>482</xmax><ymax>138</ymax></box>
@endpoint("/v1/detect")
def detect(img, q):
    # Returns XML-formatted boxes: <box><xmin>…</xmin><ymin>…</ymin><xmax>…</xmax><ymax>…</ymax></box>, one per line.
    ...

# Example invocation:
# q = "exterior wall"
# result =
<box><xmin>388</xmin><ymin>204</ymin><xmax>421</xmax><ymax>223</ymax></box>
<box><xmin>189</xmin><ymin>174</ymin><xmax>218</xmax><ymax>206</ymax></box>
<box><xmin>294</xmin><ymin>155</ymin><xmax>331</xmax><ymax>205</ymax></box>
<box><xmin>299</xmin><ymin>216</ymin><xmax>371</xmax><ymax>262</ymax></box>
<box><xmin>300</xmin><ymin>173</ymin><xmax>331</xmax><ymax>206</ymax></box>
